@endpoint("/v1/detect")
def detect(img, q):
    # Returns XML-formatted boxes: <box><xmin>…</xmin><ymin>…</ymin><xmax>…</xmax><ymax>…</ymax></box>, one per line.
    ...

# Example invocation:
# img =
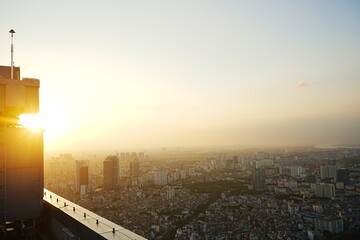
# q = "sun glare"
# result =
<box><xmin>19</xmin><ymin>113</ymin><xmax>66</xmax><ymax>140</ymax></box>
<box><xmin>19</xmin><ymin>114</ymin><xmax>43</xmax><ymax>131</ymax></box>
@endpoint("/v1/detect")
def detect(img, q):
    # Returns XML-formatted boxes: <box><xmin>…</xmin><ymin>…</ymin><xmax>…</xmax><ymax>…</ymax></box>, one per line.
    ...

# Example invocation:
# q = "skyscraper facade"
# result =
<box><xmin>154</xmin><ymin>170</ymin><xmax>168</xmax><ymax>185</ymax></box>
<box><xmin>76</xmin><ymin>160</ymin><xmax>89</xmax><ymax>194</ymax></box>
<box><xmin>252</xmin><ymin>168</ymin><xmax>266</xmax><ymax>190</ymax></box>
<box><xmin>336</xmin><ymin>168</ymin><xmax>350</xmax><ymax>185</ymax></box>
<box><xmin>290</xmin><ymin>166</ymin><xmax>304</xmax><ymax>177</ymax></box>
<box><xmin>0</xmin><ymin>65</ymin><xmax>43</xmax><ymax>232</ymax></box>
<box><xmin>315</xmin><ymin>218</ymin><xmax>344</xmax><ymax>234</ymax></box>
<box><xmin>130</xmin><ymin>159</ymin><xmax>140</xmax><ymax>177</ymax></box>
<box><xmin>313</xmin><ymin>183</ymin><xmax>336</xmax><ymax>198</ymax></box>
<box><xmin>320</xmin><ymin>165</ymin><xmax>337</xmax><ymax>179</ymax></box>
<box><xmin>103</xmin><ymin>155</ymin><xmax>119</xmax><ymax>189</ymax></box>
<box><xmin>138</xmin><ymin>152</ymin><xmax>145</xmax><ymax>161</ymax></box>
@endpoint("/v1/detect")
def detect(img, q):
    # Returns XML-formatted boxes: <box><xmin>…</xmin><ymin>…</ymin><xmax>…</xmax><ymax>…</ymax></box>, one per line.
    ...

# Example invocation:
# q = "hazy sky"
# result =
<box><xmin>1</xmin><ymin>0</ymin><xmax>359</xmax><ymax>152</ymax></box>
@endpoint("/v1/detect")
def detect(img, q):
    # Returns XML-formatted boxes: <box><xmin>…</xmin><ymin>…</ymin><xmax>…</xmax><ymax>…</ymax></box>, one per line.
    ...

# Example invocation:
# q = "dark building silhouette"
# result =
<box><xmin>0</xmin><ymin>65</ymin><xmax>43</xmax><ymax>234</ymax></box>
<box><xmin>252</xmin><ymin>168</ymin><xmax>266</xmax><ymax>190</ymax></box>
<box><xmin>76</xmin><ymin>160</ymin><xmax>89</xmax><ymax>193</ymax></box>
<box><xmin>306</xmin><ymin>174</ymin><xmax>316</xmax><ymax>183</ymax></box>
<box><xmin>337</xmin><ymin>168</ymin><xmax>350</xmax><ymax>185</ymax></box>
<box><xmin>103</xmin><ymin>155</ymin><xmax>119</xmax><ymax>189</ymax></box>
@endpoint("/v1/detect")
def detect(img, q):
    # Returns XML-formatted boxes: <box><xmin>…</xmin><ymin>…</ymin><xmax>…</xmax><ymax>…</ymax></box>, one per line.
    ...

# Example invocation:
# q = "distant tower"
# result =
<box><xmin>119</xmin><ymin>152</ymin><xmax>125</xmax><ymax>162</ymax></box>
<box><xmin>166</xmin><ymin>186</ymin><xmax>175</xmax><ymax>199</ymax></box>
<box><xmin>131</xmin><ymin>152</ymin><xmax>138</xmax><ymax>161</ymax></box>
<box><xmin>320</xmin><ymin>165</ymin><xmax>337</xmax><ymax>179</ymax></box>
<box><xmin>336</xmin><ymin>168</ymin><xmax>350</xmax><ymax>185</ymax></box>
<box><xmin>76</xmin><ymin>160</ymin><xmax>89</xmax><ymax>194</ymax></box>
<box><xmin>103</xmin><ymin>155</ymin><xmax>119</xmax><ymax>189</ymax></box>
<box><xmin>0</xmin><ymin>49</ymin><xmax>43</xmax><ymax>235</ymax></box>
<box><xmin>129</xmin><ymin>158</ymin><xmax>140</xmax><ymax>177</ymax></box>
<box><xmin>154</xmin><ymin>170</ymin><xmax>167</xmax><ymax>186</ymax></box>
<box><xmin>138</xmin><ymin>152</ymin><xmax>145</xmax><ymax>161</ymax></box>
<box><xmin>125</xmin><ymin>152</ymin><xmax>131</xmax><ymax>162</ymax></box>
<box><xmin>252</xmin><ymin>168</ymin><xmax>266</xmax><ymax>190</ymax></box>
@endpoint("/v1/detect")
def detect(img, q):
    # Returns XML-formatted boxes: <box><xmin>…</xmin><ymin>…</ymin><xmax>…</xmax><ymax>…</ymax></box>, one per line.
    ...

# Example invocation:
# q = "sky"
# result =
<box><xmin>0</xmin><ymin>0</ymin><xmax>359</xmax><ymax>153</ymax></box>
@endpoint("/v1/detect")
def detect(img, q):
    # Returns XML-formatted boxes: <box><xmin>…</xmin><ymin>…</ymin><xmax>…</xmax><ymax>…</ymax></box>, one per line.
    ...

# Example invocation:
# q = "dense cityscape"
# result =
<box><xmin>44</xmin><ymin>146</ymin><xmax>360</xmax><ymax>240</ymax></box>
<box><xmin>1</xmin><ymin>1</ymin><xmax>359</xmax><ymax>239</ymax></box>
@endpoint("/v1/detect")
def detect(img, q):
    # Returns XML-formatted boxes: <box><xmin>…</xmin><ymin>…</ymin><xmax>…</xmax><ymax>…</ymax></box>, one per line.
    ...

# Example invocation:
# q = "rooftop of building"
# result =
<box><xmin>43</xmin><ymin>189</ymin><xmax>146</xmax><ymax>240</ymax></box>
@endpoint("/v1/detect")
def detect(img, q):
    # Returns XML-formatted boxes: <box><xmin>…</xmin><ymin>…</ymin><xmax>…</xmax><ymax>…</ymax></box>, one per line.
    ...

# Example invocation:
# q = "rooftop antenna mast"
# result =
<box><xmin>9</xmin><ymin>29</ymin><xmax>15</xmax><ymax>79</ymax></box>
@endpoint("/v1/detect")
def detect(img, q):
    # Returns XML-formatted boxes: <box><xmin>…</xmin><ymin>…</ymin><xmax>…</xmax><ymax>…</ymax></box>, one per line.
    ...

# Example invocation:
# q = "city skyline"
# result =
<box><xmin>0</xmin><ymin>0</ymin><xmax>359</xmax><ymax>153</ymax></box>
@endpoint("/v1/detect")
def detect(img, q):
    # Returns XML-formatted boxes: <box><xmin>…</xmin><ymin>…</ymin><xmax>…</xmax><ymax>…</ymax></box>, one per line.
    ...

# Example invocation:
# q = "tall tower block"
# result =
<box><xmin>0</xmin><ymin>65</ymin><xmax>43</xmax><ymax>230</ymax></box>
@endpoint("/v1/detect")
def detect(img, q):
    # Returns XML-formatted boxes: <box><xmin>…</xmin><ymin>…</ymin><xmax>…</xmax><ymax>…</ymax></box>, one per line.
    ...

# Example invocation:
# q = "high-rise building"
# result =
<box><xmin>50</xmin><ymin>159</ymin><xmax>62</xmax><ymax>176</ymax></box>
<box><xmin>103</xmin><ymin>155</ymin><xmax>119</xmax><ymax>189</ymax></box>
<box><xmin>180</xmin><ymin>170</ymin><xmax>187</xmax><ymax>179</ymax></box>
<box><xmin>312</xmin><ymin>183</ymin><xmax>335</xmax><ymax>198</ymax></box>
<box><xmin>75</xmin><ymin>160</ymin><xmax>89</xmax><ymax>194</ymax></box>
<box><xmin>255</xmin><ymin>152</ymin><xmax>266</xmax><ymax>160</ymax></box>
<box><xmin>119</xmin><ymin>152</ymin><xmax>125</xmax><ymax>162</ymax></box>
<box><xmin>131</xmin><ymin>152</ymin><xmax>138</xmax><ymax>161</ymax></box>
<box><xmin>138</xmin><ymin>152</ymin><xmax>145</xmax><ymax>161</ymax></box>
<box><xmin>315</xmin><ymin>218</ymin><xmax>344</xmax><ymax>234</ymax></box>
<box><xmin>290</xmin><ymin>166</ymin><xmax>304</xmax><ymax>177</ymax></box>
<box><xmin>225</xmin><ymin>159</ymin><xmax>235</xmax><ymax>169</ymax></box>
<box><xmin>252</xmin><ymin>168</ymin><xmax>266</xmax><ymax>190</ymax></box>
<box><xmin>130</xmin><ymin>159</ymin><xmax>140</xmax><ymax>177</ymax></box>
<box><xmin>50</xmin><ymin>154</ymin><xmax>75</xmax><ymax>176</ymax></box>
<box><xmin>336</xmin><ymin>168</ymin><xmax>350</xmax><ymax>185</ymax></box>
<box><xmin>306</xmin><ymin>174</ymin><xmax>316</xmax><ymax>183</ymax></box>
<box><xmin>166</xmin><ymin>186</ymin><xmax>176</xmax><ymax>199</ymax></box>
<box><xmin>125</xmin><ymin>152</ymin><xmax>131</xmax><ymax>162</ymax></box>
<box><xmin>320</xmin><ymin>165</ymin><xmax>337</xmax><ymax>179</ymax></box>
<box><xmin>154</xmin><ymin>170</ymin><xmax>167</xmax><ymax>185</ymax></box>
<box><xmin>323</xmin><ymin>183</ymin><xmax>335</xmax><ymax>198</ymax></box>
<box><xmin>256</xmin><ymin>159</ymin><xmax>274</xmax><ymax>168</ymax></box>
<box><xmin>0</xmin><ymin>65</ymin><xmax>43</xmax><ymax>232</ymax></box>
<box><xmin>89</xmin><ymin>161</ymin><xmax>101</xmax><ymax>188</ymax></box>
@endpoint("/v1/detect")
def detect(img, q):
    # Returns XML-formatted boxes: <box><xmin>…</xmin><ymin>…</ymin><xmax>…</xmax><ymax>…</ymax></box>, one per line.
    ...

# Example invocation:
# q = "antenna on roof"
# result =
<box><xmin>9</xmin><ymin>29</ymin><xmax>15</xmax><ymax>79</ymax></box>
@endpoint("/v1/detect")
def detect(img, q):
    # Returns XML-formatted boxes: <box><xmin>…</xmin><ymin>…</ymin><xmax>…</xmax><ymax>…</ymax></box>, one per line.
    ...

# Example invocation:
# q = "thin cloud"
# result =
<box><xmin>295</xmin><ymin>81</ymin><xmax>312</xmax><ymax>88</ymax></box>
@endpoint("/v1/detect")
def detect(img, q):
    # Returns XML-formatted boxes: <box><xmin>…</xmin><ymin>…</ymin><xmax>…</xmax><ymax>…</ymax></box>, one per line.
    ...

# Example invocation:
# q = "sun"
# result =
<box><xmin>19</xmin><ymin>112</ymin><xmax>66</xmax><ymax>140</ymax></box>
<box><xmin>19</xmin><ymin>114</ymin><xmax>43</xmax><ymax>131</ymax></box>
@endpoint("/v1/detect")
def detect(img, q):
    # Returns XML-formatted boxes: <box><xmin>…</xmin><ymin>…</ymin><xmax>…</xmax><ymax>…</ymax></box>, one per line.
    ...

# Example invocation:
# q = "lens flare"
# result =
<box><xmin>19</xmin><ymin>114</ymin><xmax>43</xmax><ymax>131</ymax></box>
<box><xmin>19</xmin><ymin>113</ymin><xmax>66</xmax><ymax>140</ymax></box>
